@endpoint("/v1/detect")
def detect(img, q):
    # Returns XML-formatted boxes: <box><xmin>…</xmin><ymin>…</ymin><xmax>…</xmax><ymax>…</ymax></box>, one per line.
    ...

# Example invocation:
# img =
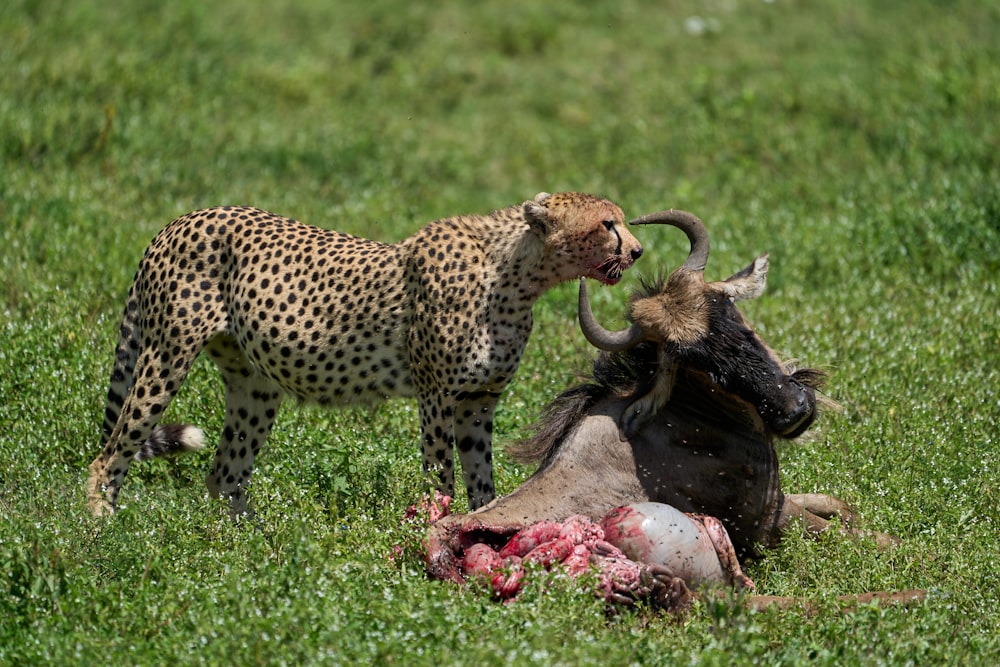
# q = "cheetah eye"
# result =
<box><xmin>602</xmin><ymin>220</ymin><xmax>616</xmax><ymax>231</ymax></box>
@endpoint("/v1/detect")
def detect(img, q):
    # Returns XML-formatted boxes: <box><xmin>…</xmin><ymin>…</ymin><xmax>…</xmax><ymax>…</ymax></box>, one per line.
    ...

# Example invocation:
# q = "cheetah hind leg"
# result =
<box><xmin>203</xmin><ymin>336</ymin><xmax>284</xmax><ymax>519</ymax></box>
<box><xmin>87</xmin><ymin>344</ymin><xmax>200</xmax><ymax>516</ymax></box>
<box><xmin>454</xmin><ymin>391</ymin><xmax>501</xmax><ymax>510</ymax></box>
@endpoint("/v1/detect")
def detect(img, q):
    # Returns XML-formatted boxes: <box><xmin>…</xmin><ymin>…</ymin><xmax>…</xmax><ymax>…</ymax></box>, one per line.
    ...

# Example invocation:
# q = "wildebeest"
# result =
<box><xmin>425</xmin><ymin>210</ymin><xmax>915</xmax><ymax>610</ymax></box>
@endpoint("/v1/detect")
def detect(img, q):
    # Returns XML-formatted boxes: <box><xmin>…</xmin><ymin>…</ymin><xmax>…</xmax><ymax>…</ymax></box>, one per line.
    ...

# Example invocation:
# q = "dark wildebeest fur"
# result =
<box><xmin>507</xmin><ymin>332</ymin><xmax>829</xmax><ymax>559</ymax></box>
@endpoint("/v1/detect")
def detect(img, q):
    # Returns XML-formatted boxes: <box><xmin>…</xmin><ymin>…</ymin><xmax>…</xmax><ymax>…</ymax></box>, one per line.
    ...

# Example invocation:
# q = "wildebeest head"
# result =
<box><xmin>579</xmin><ymin>209</ymin><xmax>824</xmax><ymax>439</ymax></box>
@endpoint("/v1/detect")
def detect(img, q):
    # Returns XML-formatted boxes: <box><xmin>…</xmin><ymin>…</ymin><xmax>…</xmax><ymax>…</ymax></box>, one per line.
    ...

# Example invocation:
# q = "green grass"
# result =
<box><xmin>2</xmin><ymin>0</ymin><xmax>998</xmax><ymax>664</ymax></box>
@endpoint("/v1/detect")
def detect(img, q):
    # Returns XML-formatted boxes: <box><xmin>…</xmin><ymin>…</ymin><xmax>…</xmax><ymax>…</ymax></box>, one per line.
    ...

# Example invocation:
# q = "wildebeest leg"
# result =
<box><xmin>746</xmin><ymin>589</ymin><xmax>926</xmax><ymax>613</ymax></box>
<box><xmin>779</xmin><ymin>493</ymin><xmax>853</xmax><ymax>535</ymax></box>
<box><xmin>788</xmin><ymin>493</ymin><xmax>856</xmax><ymax>522</ymax></box>
<box><xmin>781</xmin><ymin>493</ymin><xmax>898</xmax><ymax>548</ymax></box>
<box><xmin>784</xmin><ymin>493</ymin><xmax>855</xmax><ymax>530</ymax></box>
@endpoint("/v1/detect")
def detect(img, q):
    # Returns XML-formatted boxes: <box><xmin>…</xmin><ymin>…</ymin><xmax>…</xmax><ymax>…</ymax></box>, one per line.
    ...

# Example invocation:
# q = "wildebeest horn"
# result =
<box><xmin>578</xmin><ymin>279</ymin><xmax>645</xmax><ymax>351</ymax></box>
<box><xmin>629</xmin><ymin>209</ymin><xmax>710</xmax><ymax>272</ymax></box>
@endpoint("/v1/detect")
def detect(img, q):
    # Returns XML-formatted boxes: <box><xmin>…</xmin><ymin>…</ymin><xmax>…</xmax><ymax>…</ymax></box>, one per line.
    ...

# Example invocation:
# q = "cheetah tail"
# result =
<box><xmin>133</xmin><ymin>424</ymin><xmax>205</xmax><ymax>462</ymax></box>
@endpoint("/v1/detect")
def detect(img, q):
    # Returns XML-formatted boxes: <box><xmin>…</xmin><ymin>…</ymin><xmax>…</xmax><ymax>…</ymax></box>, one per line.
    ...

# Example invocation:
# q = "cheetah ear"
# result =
<box><xmin>524</xmin><ymin>195</ymin><xmax>552</xmax><ymax>236</ymax></box>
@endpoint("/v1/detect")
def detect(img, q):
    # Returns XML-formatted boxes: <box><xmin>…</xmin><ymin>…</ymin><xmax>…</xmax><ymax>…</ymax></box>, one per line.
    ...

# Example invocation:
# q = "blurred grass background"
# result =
<box><xmin>1</xmin><ymin>0</ymin><xmax>998</xmax><ymax>664</ymax></box>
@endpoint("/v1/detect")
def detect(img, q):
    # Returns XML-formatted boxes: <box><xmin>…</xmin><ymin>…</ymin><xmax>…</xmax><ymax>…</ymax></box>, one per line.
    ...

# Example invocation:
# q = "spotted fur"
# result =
<box><xmin>87</xmin><ymin>192</ymin><xmax>642</xmax><ymax>516</ymax></box>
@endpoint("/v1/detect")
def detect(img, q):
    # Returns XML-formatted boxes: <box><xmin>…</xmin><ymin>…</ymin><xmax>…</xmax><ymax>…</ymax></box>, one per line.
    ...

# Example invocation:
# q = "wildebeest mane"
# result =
<box><xmin>510</xmin><ymin>277</ymin><xmax>675</xmax><ymax>467</ymax></box>
<box><xmin>510</xmin><ymin>344</ymin><xmax>662</xmax><ymax>466</ymax></box>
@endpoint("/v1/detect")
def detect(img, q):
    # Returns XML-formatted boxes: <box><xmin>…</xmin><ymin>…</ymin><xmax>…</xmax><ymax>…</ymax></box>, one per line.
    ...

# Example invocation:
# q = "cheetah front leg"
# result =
<box><xmin>454</xmin><ymin>391</ymin><xmax>501</xmax><ymax>510</ymax></box>
<box><xmin>418</xmin><ymin>395</ymin><xmax>458</xmax><ymax>502</ymax></box>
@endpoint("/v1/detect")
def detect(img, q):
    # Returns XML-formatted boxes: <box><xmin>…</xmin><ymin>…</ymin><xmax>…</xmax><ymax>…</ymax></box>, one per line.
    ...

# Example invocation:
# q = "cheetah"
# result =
<box><xmin>87</xmin><ymin>192</ymin><xmax>643</xmax><ymax>517</ymax></box>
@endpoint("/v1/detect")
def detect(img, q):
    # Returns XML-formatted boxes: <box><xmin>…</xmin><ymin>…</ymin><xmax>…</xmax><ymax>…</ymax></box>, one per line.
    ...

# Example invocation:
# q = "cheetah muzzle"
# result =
<box><xmin>87</xmin><ymin>192</ymin><xmax>643</xmax><ymax>517</ymax></box>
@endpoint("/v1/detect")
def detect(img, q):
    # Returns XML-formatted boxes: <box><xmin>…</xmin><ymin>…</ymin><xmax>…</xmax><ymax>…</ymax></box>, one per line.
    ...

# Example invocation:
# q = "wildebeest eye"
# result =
<box><xmin>602</xmin><ymin>220</ymin><xmax>616</xmax><ymax>230</ymax></box>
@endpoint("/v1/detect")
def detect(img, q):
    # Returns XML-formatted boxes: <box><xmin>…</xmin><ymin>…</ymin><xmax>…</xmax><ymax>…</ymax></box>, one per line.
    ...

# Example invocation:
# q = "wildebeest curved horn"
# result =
<box><xmin>578</xmin><ymin>279</ymin><xmax>645</xmax><ymax>351</ymax></box>
<box><xmin>629</xmin><ymin>209</ymin><xmax>710</xmax><ymax>272</ymax></box>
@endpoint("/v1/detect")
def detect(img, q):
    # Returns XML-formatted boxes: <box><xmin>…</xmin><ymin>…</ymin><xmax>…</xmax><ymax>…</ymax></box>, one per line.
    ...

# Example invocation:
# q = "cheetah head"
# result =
<box><xmin>525</xmin><ymin>192</ymin><xmax>643</xmax><ymax>286</ymax></box>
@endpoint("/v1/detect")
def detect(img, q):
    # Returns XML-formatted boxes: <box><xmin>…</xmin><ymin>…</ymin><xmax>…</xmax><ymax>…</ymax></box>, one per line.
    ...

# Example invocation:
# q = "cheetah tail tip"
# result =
<box><xmin>134</xmin><ymin>424</ymin><xmax>205</xmax><ymax>462</ymax></box>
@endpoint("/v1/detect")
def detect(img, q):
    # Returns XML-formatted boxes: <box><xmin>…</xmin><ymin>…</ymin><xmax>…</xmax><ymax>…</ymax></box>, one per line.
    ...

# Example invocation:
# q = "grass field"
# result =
<box><xmin>2</xmin><ymin>0</ymin><xmax>998</xmax><ymax>664</ymax></box>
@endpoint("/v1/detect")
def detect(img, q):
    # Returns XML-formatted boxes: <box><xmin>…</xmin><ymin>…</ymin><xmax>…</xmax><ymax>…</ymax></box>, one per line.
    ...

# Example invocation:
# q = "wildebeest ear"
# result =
<box><xmin>715</xmin><ymin>253</ymin><xmax>769</xmax><ymax>301</ymax></box>
<box><xmin>524</xmin><ymin>193</ymin><xmax>552</xmax><ymax>235</ymax></box>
